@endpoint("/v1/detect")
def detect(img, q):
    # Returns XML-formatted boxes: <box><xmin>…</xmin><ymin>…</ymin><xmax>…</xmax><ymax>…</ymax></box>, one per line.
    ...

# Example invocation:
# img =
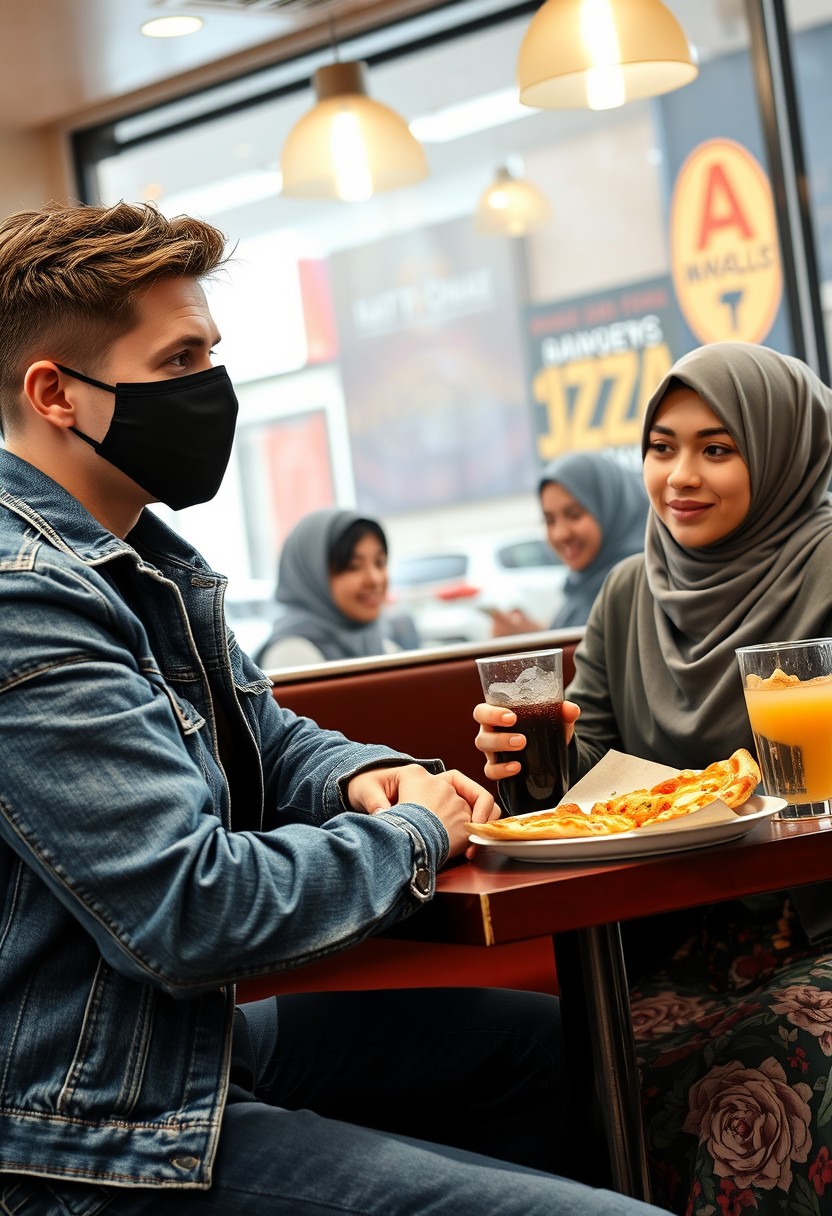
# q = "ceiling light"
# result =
<box><xmin>475</xmin><ymin>167</ymin><xmax>552</xmax><ymax>237</ymax></box>
<box><xmin>517</xmin><ymin>0</ymin><xmax>698</xmax><ymax>111</ymax></box>
<box><xmin>280</xmin><ymin>61</ymin><xmax>428</xmax><ymax>201</ymax></box>
<box><xmin>141</xmin><ymin>15</ymin><xmax>204</xmax><ymax>38</ymax></box>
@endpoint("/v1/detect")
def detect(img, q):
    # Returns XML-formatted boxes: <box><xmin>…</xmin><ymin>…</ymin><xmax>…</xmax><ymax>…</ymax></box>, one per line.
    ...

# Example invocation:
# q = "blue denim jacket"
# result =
<box><xmin>0</xmin><ymin>449</ymin><xmax>449</xmax><ymax>1197</ymax></box>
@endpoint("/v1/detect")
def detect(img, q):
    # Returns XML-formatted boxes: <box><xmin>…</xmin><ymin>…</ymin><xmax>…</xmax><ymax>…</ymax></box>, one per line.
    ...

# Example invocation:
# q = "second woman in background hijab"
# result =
<box><xmin>490</xmin><ymin>451</ymin><xmax>649</xmax><ymax>634</ymax></box>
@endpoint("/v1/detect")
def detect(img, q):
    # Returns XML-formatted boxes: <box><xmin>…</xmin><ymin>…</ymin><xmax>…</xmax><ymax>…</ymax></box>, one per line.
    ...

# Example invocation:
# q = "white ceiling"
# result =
<box><xmin>2</xmin><ymin>0</ymin><xmax>412</xmax><ymax>131</ymax></box>
<box><xmin>7</xmin><ymin>0</ymin><xmax>832</xmax><ymax>137</ymax></box>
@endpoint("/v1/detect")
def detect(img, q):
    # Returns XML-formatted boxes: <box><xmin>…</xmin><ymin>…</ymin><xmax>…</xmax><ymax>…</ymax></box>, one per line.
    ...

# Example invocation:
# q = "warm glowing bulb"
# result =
<box><xmin>579</xmin><ymin>0</ymin><xmax>625</xmax><ymax>109</ymax></box>
<box><xmin>585</xmin><ymin>64</ymin><xmax>626</xmax><ymax>108</ymax></box>
<box><xmin>488</xmin><ymin>190</ymin><xmax>509</xmax><ymax>211</ymax></box>
<box><xmin>141</xmin><ymin>15</ymin><xmax>203</xmax><ymax>38</ymax></box>
<box><xmin>580</xmin><ymin>0</ymin><xmax>619</xmax><ymax>64</ymax></box>
<box><xmin>330</xmin><ymin>110</ymin><xmax>374</xmax><ymax>202</ymax></box>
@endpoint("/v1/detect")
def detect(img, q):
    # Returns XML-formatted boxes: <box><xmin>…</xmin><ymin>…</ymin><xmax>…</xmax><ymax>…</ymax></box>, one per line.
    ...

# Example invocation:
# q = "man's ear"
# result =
<box><xmin>23</xmin><ymin>361</ymin><xmax>77</xmax><ymax>430</ymax></box>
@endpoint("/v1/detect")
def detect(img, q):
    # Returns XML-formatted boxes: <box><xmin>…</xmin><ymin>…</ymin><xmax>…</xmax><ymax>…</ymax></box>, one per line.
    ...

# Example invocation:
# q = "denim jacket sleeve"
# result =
<box><xmin>0</xmin><ymin>553</ymin><xmax>450</xmax><ymax>996</ymax></box>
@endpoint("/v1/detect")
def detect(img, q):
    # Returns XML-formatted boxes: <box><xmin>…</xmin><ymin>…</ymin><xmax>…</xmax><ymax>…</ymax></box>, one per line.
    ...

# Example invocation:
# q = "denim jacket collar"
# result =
<box><xmin>0</xmin><ymin>446</ymin><xmax>216</xmax><ymax>576</ymax></box>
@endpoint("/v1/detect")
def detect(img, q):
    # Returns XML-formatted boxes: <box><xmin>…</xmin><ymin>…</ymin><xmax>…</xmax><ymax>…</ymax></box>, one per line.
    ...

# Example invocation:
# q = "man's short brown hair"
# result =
<box><xmin>0</xmin><ymin>201</ymin><xmax>229</xmax><ymax>435</ymax></box>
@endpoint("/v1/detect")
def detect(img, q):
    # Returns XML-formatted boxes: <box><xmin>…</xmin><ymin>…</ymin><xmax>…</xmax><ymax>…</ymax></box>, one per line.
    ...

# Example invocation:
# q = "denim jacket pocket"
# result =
<box><xmin>141</xmin><ymin>664</ymin><xmax>205</xmax><ymax>737</ymax></box>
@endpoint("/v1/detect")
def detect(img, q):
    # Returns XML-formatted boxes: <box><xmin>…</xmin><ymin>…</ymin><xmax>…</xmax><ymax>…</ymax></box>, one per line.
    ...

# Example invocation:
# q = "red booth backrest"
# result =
<box><xmin>268</xmin><ymin>632</ymin><xmax>580</xmax><ymax>799</ymax></box>
<box><xmin>236</xmin><ymin>631</ymin><xmax>582</xmax><ymax>1002</ymax></box>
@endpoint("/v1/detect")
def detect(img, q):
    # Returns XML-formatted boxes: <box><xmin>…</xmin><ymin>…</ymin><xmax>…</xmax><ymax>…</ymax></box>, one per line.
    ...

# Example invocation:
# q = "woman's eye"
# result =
<box><xmin>648</xmin><ymin>440</ymin><xmax>672</xmax><ymax>454</ymax></box>
<box><xmin>704</xmin><ymin>444</ymin><xmax>734</xmax><ymax>457</ymax></box>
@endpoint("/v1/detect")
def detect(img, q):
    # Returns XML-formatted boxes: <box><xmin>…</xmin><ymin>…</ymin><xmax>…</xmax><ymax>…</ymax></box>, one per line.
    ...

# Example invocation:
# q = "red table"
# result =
<box><xmin>393</xmin><ymin>813</ymin><xmax>832</xmax><ymax>1201</ymax></box>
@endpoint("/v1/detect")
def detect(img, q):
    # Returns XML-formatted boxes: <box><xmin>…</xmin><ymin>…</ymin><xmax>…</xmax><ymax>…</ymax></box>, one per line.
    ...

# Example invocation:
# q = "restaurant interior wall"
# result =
<box><xmin>2</xmin><ymin>0</ymin><xmax>829</xmax><ymax>646</ymax></box>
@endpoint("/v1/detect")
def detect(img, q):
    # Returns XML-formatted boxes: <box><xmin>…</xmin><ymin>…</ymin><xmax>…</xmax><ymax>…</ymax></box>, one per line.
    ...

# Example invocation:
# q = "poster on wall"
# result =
<box><xmin>328</xmin><ymin>216</ymin><xmax>537</xmax><ymax>515</ymax></box>
<box><xmin>656</xmin><ymin>50</ymin><xmax>791</xmax><ymax>354</ymax></box>
<box><xmin>669</xmin><ymin>138</ymin><xmax>783</xmax><ymax>346</ymax></box>
<box><xmin>526</xmin><ymin>276</ymin><xmax>686</xmax><ymax>465</ymax></box>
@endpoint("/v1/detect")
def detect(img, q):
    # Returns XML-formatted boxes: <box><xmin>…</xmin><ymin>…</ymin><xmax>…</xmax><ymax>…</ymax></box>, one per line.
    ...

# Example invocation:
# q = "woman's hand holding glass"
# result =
<box><xmin>473</xmin><ymin>699</ymin><xmax>581</xmax><ymax>783</ymax></box>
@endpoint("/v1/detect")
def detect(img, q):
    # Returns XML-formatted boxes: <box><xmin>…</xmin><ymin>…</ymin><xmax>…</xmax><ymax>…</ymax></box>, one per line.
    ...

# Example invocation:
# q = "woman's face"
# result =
<box><xmin>540</xmin><ymin>482</ymin><xmax>603</xmax><ymax>572</ymax></box>
<box><xmin>329</xmin><ymin>533</ymin><xmax>389</xmax><ymax>623</ymax></box>
<box><xmin>643</xmin><ymin>387</ymin><xmax>751</xmax><ymax>548</ymax></box>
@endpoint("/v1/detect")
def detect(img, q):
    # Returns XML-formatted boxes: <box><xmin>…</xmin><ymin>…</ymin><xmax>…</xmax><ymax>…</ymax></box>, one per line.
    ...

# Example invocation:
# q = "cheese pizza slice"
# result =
<box><xmin>468</xmin><ymin>749</ymin><xmax>760</xmax><ymax>841</ymax></box>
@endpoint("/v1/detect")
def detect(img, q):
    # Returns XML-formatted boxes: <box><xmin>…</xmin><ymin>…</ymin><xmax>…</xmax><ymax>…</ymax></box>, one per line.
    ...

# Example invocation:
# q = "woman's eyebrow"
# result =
<box><xmin>650</xmin><ymin>423</ymin><xmax>732</xmax><ymax>437</ymax></box>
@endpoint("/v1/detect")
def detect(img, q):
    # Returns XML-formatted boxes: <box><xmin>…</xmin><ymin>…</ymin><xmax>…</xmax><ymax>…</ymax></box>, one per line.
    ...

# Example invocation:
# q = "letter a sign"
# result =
<box><xmin>670</xmin><ymin>138</ymin><xmax>782</xmax><ymax>344</ymax></box>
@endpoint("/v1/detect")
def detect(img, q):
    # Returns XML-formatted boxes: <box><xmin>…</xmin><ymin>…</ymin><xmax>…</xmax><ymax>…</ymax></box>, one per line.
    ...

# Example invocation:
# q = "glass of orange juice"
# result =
<box><xmin>736</xmin><ymin>638</ymin><xmax>832</xmax><ymax>819</ymax></box>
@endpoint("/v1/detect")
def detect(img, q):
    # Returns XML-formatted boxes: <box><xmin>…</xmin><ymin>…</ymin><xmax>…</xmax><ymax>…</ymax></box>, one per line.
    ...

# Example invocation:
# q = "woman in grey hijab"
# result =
<box><xmin>255</xmin><ymin>508</ymin><xmax>400</xmax><ymax>668</ymax></box>
<box><xmin>475</xmin><ymin>342</ymin><xmax>832</xmax><ymax>1216</ymax></box>
<box><xmin>489</xmin><ymin>452</ymin><xmax>649</xmax><ymax>634</ymax></box>
<box><xmin>572</xmin><ymin>342</ymin><xmax>832</xmax><ymax>771</ymax></box>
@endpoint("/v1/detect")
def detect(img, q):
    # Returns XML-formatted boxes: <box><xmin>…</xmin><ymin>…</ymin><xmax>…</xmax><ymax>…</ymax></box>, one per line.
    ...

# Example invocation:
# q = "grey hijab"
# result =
<box><xmin>256</xmin><ymin>508</ymin><xmax>388</xmax><ymax>663</ymax></box>
<box><xmin>636</xmin><ymin>341</ymin><xmax>832</xmax><ymax>751</ymax></box>
<box><xmin>539</xmin><ymin>453</ymin><xmax>649</xmax><ymax>628</ymax></box>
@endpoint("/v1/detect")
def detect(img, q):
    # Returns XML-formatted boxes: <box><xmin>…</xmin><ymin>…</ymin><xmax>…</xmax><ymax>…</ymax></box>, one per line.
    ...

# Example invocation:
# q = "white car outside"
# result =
<box><xmin>388</xmin><ymin>533</ymin><xmax>568</xmax><ymax>647</ymax></box>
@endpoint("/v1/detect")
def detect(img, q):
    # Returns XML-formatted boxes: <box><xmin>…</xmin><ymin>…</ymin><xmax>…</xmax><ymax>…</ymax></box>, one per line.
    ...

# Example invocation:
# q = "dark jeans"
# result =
<box><xmin>7</xmin><ymin>988</ymin><xmax>663</xmax><ymax>1216</ymax></box>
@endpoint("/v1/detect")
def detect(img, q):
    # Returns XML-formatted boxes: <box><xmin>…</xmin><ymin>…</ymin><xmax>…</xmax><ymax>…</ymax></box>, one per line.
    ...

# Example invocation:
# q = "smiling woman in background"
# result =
<box><xmin>490</xmin><ymin>451</ymin><xmax>649</xmax><ymax>634</ymax></box>
<box><xmin>255</xmin><ymin>508</ymin><xmax>407</xmax><ymax>669</ymax></box>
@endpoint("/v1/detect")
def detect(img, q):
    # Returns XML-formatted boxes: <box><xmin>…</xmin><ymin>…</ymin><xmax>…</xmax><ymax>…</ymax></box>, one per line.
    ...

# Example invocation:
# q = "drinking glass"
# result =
<box><xmin>736</xmin><ymin>638</ymin><xmax>832</xmax><ymax>819</ymax></box>
<box><xmin>476</xmin><ymin>647</ymin><xmax>568</xmax><ymax>817</ymax></box>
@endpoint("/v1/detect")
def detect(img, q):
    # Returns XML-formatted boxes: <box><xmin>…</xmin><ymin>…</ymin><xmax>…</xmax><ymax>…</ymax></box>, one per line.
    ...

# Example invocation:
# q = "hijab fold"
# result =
<box><xmin>258</xmin><ymin>508</ymin><xmax>388</xmax><ymax>662</ymax></box>
<box><xmin>539</xmin><ymin>453</ymin><xmax>649</xmax><ymax>628</ymax></box>
<box><xmin>636</xmin><ymin>342</ymin><xmax>832</xmax><ymax>747</ymax></box>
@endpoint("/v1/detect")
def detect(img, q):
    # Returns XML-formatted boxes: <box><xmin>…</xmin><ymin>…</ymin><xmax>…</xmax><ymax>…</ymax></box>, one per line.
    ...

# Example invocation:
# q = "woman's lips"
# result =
<box><xmin>666</xmin><ymin>499</ymin><xmax>713</xmax><ymax>522</ymax></box>
<box><xmin>556</xmin><ymin>542</ymin><xmax>582</xmax><ymax>565</ymax></box>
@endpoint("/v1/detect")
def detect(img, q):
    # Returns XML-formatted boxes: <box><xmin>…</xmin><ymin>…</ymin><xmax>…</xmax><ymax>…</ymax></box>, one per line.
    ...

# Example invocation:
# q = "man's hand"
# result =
<box><xmin>473</xmin><ymin>700</ymin><xmax>581</xmax><ymax>782</ymax></box>
<box><xmin>346</xmin><ymin>764</ymin><xmax>498</xmax><ymax>859</ymax></box>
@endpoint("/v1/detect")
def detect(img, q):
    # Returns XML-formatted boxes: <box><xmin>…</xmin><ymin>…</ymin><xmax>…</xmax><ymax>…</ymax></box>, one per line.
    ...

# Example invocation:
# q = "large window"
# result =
<box><xmin>788</xmin><ymin>0</ymin><xmax>832</xmax><ymax>362</ymax></box>
<box><xmin>77</xmin><ymin>0</ymin><xmax>808</xmax><ymax>648</ymax></box>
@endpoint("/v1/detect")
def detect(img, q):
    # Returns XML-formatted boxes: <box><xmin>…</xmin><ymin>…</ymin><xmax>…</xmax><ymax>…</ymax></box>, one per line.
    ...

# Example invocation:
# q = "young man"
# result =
<box><xmin>0</xmin><ymin>202</ymin><xmax>659</xmax><ymax>1216</ymax></box>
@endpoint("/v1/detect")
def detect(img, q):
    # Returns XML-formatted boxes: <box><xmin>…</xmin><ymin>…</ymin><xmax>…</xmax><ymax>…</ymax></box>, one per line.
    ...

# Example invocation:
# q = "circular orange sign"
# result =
<box><xmin>670</xmin><ymin>138</ymin><xmax>782</xmax><ymax>345</ymax></box>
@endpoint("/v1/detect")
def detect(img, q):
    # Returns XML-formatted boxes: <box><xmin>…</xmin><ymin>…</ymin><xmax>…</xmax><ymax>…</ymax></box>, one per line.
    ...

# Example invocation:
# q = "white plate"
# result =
<box><xmin>468</xmin><ymin>795</ymin><xmax>787</xmax><ymax>862</ymax></box>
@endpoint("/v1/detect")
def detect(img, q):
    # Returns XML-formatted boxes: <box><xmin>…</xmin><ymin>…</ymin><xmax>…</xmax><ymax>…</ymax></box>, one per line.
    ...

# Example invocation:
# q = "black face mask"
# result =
<box><xmin>57</xmin><ymin>363</ymin><xmax>239</xmax><ymax>511</ymax></box>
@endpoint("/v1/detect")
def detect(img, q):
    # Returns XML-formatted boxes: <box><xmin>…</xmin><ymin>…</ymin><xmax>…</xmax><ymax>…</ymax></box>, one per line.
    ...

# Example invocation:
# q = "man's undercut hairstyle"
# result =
<box><xmin>0</xmin><ymin>201</ymin><xmax>229</xmax><ymax>436</ymax></box>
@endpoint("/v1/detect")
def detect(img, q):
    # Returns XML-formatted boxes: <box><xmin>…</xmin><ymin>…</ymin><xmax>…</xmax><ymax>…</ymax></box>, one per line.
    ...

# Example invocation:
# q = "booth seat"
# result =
<box><xmin>236</xmin><ymin>630</ymin><xmax>582</xmax><ymax>1002</ymax></box>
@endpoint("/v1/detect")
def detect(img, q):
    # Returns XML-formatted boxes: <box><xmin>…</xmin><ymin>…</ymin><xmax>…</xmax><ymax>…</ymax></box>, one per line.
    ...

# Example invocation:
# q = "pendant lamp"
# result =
<box><xmin>475</xmin><ymin>167</ymin><xmax>552</xmax><ymax>237</ymax></box>
<box><xmin>517</xmin><ymin>0</ymin><xmax>698</xmax><ymax>111</ymax></box>
<box><xmin>280</xmin><ymin>60</ymin><xmax>428</xmax><ymax>201</ymax></box>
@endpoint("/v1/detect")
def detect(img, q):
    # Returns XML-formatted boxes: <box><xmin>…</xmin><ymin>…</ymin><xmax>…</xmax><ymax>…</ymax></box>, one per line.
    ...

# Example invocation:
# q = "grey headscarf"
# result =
<box><xmin>637</xmin><ymin>341</ymin><xmax>832</xmax><ymax>748</ymax></box>
<box><xmin>255</xmin><ymin>509</ymin><xmax>389</xmax><ymax>663</ymax></box>
<box><xmin>539</xmin><ymin>453</ymin><xmax>649</xmax><ymax>628</ymax></box>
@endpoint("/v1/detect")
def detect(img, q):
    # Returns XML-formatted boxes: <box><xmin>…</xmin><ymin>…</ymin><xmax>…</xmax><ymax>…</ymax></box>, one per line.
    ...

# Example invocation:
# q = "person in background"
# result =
<box><xmin>475</xmin><ymin>341</ymin><xmax>832</xmax><ymax>1215</ymax></box>
<box><xmin>489</xmin><ymin>451</ymin><xmax>649</xmax><ymax>635</ymax></box>
<box><xmin>255</xmin><ymin>507</ymin><xmax>417</xmax><ymax>668</ymax></box>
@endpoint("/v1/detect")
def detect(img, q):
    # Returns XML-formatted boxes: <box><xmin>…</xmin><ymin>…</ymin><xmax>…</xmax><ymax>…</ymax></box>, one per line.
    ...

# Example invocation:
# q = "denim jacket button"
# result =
<box><xmin>171</xmin><ymin>1155</ymin><xmax>200</xmax><ymax>1172</ymax></box>
<box><xmin>414</xmin><ymin>867</ymin><xmax>431</xmax><ymax>894</ymax></box>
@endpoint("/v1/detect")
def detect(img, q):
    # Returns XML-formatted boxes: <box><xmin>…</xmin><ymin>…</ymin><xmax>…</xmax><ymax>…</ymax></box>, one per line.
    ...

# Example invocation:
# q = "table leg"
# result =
<box><xmin>553</xmin><ymin>923</ymin><xmax>652</xmax><ymax>1202</ymax></box>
